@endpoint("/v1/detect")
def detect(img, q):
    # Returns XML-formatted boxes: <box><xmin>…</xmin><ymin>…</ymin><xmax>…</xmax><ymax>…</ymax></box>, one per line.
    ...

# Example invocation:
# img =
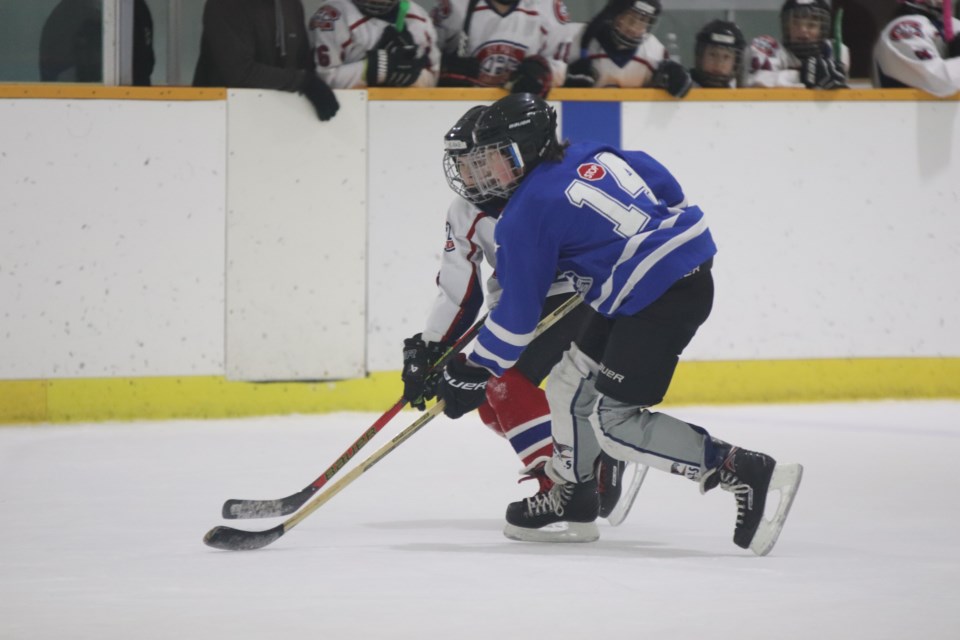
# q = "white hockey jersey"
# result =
<box><xmin>564</xmin><ymin>22</ymin><xmax>666</xmax><ymax>88</ymax></box>
<box><xmin>422</xmin><ymin>198</ymin><xmax>574</xmax><ymax>345</ymax></box>
<box><xmin>309</xmin><ymin>0</ymin><xmax>440</xmax><ymax>88</ymax></box>
<box><xmin>430</xmin><ymin>0</ymin><xmax>573</xmax><ymax>88</ymax></box>
<box><xmin>746</xmin><ymin>35</ymin><xmax>849</xmax><ymax>88</ymax></box>
<box><xmin>873</xmin><ymin>14</ymin><xmax>960</xmax><ymax>98</ymax></box>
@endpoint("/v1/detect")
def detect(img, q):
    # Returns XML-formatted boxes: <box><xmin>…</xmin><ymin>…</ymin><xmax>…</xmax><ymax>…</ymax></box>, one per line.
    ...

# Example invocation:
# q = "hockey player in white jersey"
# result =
<box><xmin>746</xmin><ymin>0</ymin><xmax>849</xmax><ymax>89</ymax></box>
<box><xmin>690</xmin><ymin>19</ymin><xmax>746</xmax><ymax>88</ymax></box>
<box><xmin>873</xmin><ymin>0</ymin><xmax>960</xmax><ymax>97</ymax></box>
<box><xmin>430</xmin><ymin>0</ymin><xmax>574</xmax><ymax>96</ymax></box>
<box><xmin>309</xmin><ymin>0</ymin><xmax>439</xmax><ymax>87</ymax></box>
<box><xmin>562</xmin><ymin>0</ymin><xmax>691</xmax><ymax>98</ymax></box>
<box><xmin>402</xmin><ymin>105</ymin><xmax>632</xmax><ymax>520</ymax></box>
<box><xmin>435</xmin><ymin>94</ymin><xmax>803</xmax><ymax>554</ymax></box>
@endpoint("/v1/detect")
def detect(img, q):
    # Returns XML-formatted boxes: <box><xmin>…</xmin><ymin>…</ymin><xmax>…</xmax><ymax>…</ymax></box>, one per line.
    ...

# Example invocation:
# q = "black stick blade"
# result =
<box><xmin>221</xmin><ymin>487</ymin><xmax>314</xmax><ymax>519</ymax></box>
<box><xmin>203</xmin><ymin>524</ymin><xmax>285</xmax><ymax>551</ymax></box>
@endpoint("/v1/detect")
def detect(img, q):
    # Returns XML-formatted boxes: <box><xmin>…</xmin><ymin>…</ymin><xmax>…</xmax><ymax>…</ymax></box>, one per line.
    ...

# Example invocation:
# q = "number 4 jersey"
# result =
<box><xmin>469</xmin><ymin>142</ymin><xmax>717</xmax><ymax>376</ymax></box>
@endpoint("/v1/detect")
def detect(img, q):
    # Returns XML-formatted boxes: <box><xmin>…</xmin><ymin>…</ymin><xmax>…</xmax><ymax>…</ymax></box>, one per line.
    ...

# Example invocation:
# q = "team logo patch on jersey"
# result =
<box><xmin>477</xmin><ymin>41</ymin><xmax>528</xmax><ymax>85</ymax></box>
<box><xmin>309</xmin><ymin>5</ymin><xmax>341</xmax><ymax>31</ymax></box>
<box><xmin>559</xmin><ymin>270</ymin><xmax>593</xmax><ymax>296</ymax></box>
<box><xmin>443</xmin><ymin>222</ymin><xmax>456</xmax><ymax>251</ymax></box>
<box><xmin>554</xmin><ymin>0</ymin><xmax>571</xmax><ymax>24</ymax></box>
<box><xmin>890</xmin><ymin>21</ymin><xmax>923</xmax><ymax>42</ymax></box>
<box><xmin>752</xmin><ymin>35</ymin><xmax>777</xmax><ymax>57</ymax></box>
<box><xmin>577</xmin><ymin>162</ymin><xmax>606</xmax><ymax>181</ymax></box>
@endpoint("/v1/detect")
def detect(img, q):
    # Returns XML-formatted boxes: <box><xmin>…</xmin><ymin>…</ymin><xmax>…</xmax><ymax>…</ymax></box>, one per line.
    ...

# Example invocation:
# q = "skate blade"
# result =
<box><xmin>503</xmin><ymin>521</ymin><xmax>599</xmax><ymax>543</ymax></box>
<box><xmin>749</xmin><ymin>463</ymin><xmax>803</xmax><ymax>557</ymax></box>
<box><xmin>605</xmin><ymin>462</ymin><xmax>649</xmax><ymax>527</ymax></box>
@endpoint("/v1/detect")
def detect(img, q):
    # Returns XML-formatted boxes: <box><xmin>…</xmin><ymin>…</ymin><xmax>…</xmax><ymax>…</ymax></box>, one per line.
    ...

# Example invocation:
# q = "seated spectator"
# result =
<box><xmin>309</xmin><ymin>0</ymin><xmax>439</xmax><ymax>88</ymax></box>
<box><xmin>690</xmin><ymin>19</ymin><xmax>746</xmax><ymax>88</ymax></box>
<box><xmin>193</xmin><ymin>0</ymin><xmax>338</xmax><ymax>121</ymax></box>
<box><xmin>39</xmin><ymin>0</ymin><xmax>155</xmax><ymax>85</ymax></box>
<box><xmin>562</xmin><ymin>0</ymin><xmax>692</xmax><ymax>98</ymax></box>
<box><xmin>873</xmin><ymin>0</ymin><xmax>960</xmax><ymax>97</ymax></box>
<box><xmin>431</xmin><ymin>0</ymin><xmax>574</xmax><ymax>97</ymax></box>
<box><xmin>746</xmin><ymin>0</ymin><xmax>850</xmax><ymax>89</ymax></box>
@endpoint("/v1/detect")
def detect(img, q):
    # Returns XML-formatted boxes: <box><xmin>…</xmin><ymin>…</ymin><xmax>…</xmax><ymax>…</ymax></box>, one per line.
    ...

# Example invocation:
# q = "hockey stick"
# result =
<box><xmin>221</xmin><ymin>314</ymin><xmax>488</xmax><ymax>519</ymax></box>
<box><xmin>945</xmin><ymin>1</ymin><xmax>955</xmax><ymax>43</ymax></box>
<box><xmin>203</xmin><ymin>294</ymin><xmax>584</xmax><ymax>551</ymax></box>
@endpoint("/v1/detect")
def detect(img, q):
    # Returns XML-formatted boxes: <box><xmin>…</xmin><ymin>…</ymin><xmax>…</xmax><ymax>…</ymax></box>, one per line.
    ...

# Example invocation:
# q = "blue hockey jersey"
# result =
<box><xmin>468</xmin><ymin>142</ymin><xmax>717</xmax><ymax>376</ymax></box>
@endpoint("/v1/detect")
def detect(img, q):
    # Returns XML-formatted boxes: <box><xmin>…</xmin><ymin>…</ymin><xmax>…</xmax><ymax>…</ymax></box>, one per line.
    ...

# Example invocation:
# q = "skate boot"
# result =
<box><xmin>596</xmin><ymin>452</ymin><xmax>625</xmax><ymax>519</ymax></box>
<box><xmin>701</xmin><ymin>446</ymin><xmax>804</xmax><ymax>556</ymax></box>
<box><xmin>503</xmin><ymin>478</ymin><xmax>600</xmax><ymax>543</ymax></box>
<box><xmin>518</xmin><ymin>460</ymin><xmax>554</xmax><ymax>494</ymax></box>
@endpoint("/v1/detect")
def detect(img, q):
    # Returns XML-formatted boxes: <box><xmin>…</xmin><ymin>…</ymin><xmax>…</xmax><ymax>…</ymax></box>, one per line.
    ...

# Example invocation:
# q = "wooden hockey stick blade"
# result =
<box><xmin>203</xmin><ymin>402</ymin><xmax>446</xmax><ymax>551</ymax></box>
<box><xmin>220</xmin><ymin>313</ymin><xmax>489</xmax><ymax>520</ymax></box>
<box><xmin>604</xmin><ymin>462</ymin><xmax>649</xmax><ymax>527</ymax></box>
<box><xmin>203</xmin><ymin>295</ymin><xmax>584</xmax><ymax>551</ymax></box>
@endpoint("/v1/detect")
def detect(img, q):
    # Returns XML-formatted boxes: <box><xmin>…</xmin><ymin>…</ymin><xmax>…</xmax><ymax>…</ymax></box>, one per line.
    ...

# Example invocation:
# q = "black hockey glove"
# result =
<box><xmin>948</xmin><ymin>34</ymin><xmax>960</xmax><ymax>59</ymax></box>
<box><xmin>401</xmin><ymin>334</ymin><xmax>448</xmax><ymax>411</ymax></box>
<box><xmin>374</xmin><ymin>24</ymin><xmax>416</xmax><ymax>53</ymax></box>
<box><xmin>564</xmin><ymin>57</ymin><xmax>597</xmax><ymax>88</ymax></box>
<box><xmin>799</xmin><ymin>55</ymin><xmax>847</xmax><ymax>90</ymax></box>
<box><xmin>506</xmin><ymin>55</ymin><xmax>553</xmax><ymax>97</ymax></box>
<box><xmin>438</xmin><ymin>53</ymin><xmax>482</xmax><ymax>87</ymax></box>
<box><xmin>299</xmin><ymin>72</ymin><xmax>339</xmax><ymax>121</ymax></box>
<box><xmin>366</xmin><ymin>45</ymin><xmax>428</xmax><ymax>87</ymax></box>
<box><xmin>652</xmin><ymin>59</ymin><xmax>693</xmax><ymax>98</ymax></box>
<box><xmin>438</xmin><ymin>355</ymin><xmax>490</xmax><ymax>419</ymax></box>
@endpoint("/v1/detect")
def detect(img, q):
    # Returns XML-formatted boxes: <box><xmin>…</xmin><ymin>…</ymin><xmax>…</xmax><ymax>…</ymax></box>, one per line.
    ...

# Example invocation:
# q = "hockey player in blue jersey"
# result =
<box><xmin>435</xmin><ymin>93</ymin><xmax>803</xmax><ymax>555</ymax></box>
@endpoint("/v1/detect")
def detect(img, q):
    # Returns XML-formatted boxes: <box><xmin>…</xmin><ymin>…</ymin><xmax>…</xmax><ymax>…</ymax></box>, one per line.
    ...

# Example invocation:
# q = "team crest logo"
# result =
<box><xmin>444</xmin><ymin>222</ymin><xmax>455</xmax><ymax>252</ymax></box>
<box><xmin>554</xmin><ymin>0</ymin><xmax>571</xmax><ymax>24</ymax></box>
<box><xmin>559</xmin><ymin>270</ymin><xmax>593</xmax><ymax>296</ymax></box>
<box><xmin>309</xmin><ymin>5</ymin><xmax>340</xmax><ymax>31</ymax></box>
<box><xmin>890</xmin><ymin>21</ymin><xmax>923</xmax><ymax>42</ymax></box>
<box><xmin>430</xmin><ymin>0</ymin><xmax>452</xmax><ymax>24</ymax></box>
<box><xmin>553</xmin><ymin>442</ymin><xmax>574</xmax><ymax>471</ymax></box>
<box><xmin>477</xmin><ymin>41</ymin><xmax>528</xmax><ymax>85</ymax></box>
<box><xmin>577</xmin><ymin>162</ymin><xmax>606</xmax><ymax>181</ymax></box>
<box><xmin>752</xmin><ymin>35</ymin><xmax>777</xmax><ymax>57</ymax></box>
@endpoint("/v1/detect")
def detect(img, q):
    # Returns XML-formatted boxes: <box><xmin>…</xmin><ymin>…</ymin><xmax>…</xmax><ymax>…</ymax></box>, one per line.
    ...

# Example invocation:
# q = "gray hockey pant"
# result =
<box><xmin>546</xmin><ymin>344</ymin><xmax>714</xmax><ymax>483</ymax></box>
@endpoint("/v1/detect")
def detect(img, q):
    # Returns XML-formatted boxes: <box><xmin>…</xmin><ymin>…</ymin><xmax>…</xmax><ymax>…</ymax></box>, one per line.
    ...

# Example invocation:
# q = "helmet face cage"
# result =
<box><xmin>781</xmin><ymin>1</ymin><xmax>831</xmax><ymax>58</ymax></box>
<box><xmin>694</xmin><ymin>22</ymin><xmax>745</xmax><ymax>87</ymax></box>
<box><xmin>353</xmin><ymin>0</ymin><xmax>398</xmax><ymax>17</ymax></box>
<box><xmin>442</xmin><ymin>105</ymin><xmax>489</xmax><ymax>204</ymax></box>
<box><xmin>448</xmin><ymin>142</ymin><xmax>526</xmax><ymax>204</ymax></box>
<box><xmin>610</xmin><ymin>1</ymin><xmax>660</xmax><ymax>50</ymax></box>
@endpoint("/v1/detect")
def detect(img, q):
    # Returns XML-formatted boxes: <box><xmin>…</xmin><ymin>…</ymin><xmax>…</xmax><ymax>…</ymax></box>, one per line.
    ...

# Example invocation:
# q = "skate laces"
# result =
<box><xmin>524</xmin><ymin>482</ymin><xmax>575</xmax><ymax>517</ymax></box>
<box><xmin>719</xmin><ymin>469</ymin><xmax>754</xmax><ymax>525</ymax></box>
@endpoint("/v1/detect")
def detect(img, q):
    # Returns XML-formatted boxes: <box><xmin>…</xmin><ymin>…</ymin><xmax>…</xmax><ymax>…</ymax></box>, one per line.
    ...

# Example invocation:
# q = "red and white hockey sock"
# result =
<box><xmin>485</xmin><ymin>369</ymin><xmax>554</xmax><ymax>471</ymax></box>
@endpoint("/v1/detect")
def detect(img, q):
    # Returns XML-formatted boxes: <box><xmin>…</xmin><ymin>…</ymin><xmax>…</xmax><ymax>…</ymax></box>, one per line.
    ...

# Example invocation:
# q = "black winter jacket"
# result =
<box><xmin>193</xmin><ymin>0</ymin><xmax>311</xmax><ymax>91</ymax></box>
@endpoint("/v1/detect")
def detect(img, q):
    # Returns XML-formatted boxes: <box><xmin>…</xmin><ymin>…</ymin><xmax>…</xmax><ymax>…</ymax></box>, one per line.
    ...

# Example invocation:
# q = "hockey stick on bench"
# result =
<box><xmin>203</xmin><ymin>294</ymin><xmax>584</xmax><ymax>551</ymax></box>
<box><xmin>221</xmin><ymin>313</ymin><xmax>489</xmax><ymax>520</ymax></box>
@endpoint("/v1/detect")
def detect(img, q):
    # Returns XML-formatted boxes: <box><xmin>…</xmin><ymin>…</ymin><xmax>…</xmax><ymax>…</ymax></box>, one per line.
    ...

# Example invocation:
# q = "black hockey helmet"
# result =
<box><xmin>692</xmin><ymin>20</ymin><xmax>746</xmax><ymax>87</ymax></box>
<box><xmin>780</xmin><ymin>0</ymin><xmax>831</xmax><ymax>58</ymax></box>
<box><xmin>442</xmin><ymin>105</ymin><xmax>489</xmax><ymax>203</ymax></box>
<box><xmin>353</xmin><ymin>0</ymin><xmax>398</xmax><ymax>17</ymax></box>
<box><xmin>446</xmin><ymin>93</ymin><xmax>559</xmax><ymax>203</ymax></box>
<box><xmin>897</xmin><ymin>0</ymin><xmax>944</xmax><ymax>20</ymax></box>
<box><xmin>607</xmin><ymin>0</ymin><xmax>662</xmax><ymax>50</ymax></box>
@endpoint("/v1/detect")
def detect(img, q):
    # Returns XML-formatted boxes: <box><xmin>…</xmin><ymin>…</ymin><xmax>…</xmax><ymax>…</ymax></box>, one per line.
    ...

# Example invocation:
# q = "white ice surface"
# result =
<box><xmin>1</xmin><ymin>401</ymin><xmax>959</xmax><ymax>639</ymax></box>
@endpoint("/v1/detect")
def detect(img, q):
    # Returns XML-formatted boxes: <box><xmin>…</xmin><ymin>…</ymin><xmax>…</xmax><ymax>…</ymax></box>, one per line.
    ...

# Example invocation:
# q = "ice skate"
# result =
<box><xmin>503</xmin><ymin>478</ymin><xmax>600</xmax><ymax>543</ymax></box>
<box><xmin>596</xmin><ymin>452</ymin><xmax>624</xmax><ymax>519</ymax></box>
<box><xmin>603</xmin><ymin>460</ymin><xmax>649</xmax><ymax>527</ymax></box>
<box><xmin>701</xmin><ymin>447</ymin><xmax>803</xmax><ymax>556</ymax></box>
